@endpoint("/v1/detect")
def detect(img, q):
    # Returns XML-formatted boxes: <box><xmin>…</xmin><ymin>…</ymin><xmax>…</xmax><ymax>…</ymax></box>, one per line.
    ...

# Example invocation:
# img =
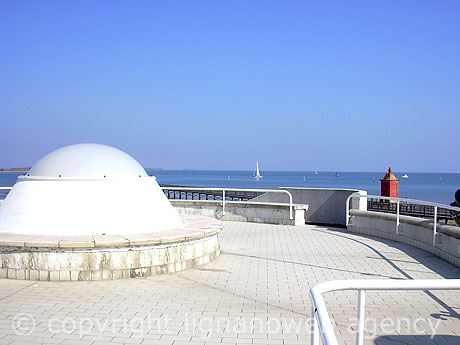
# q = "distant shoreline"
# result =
<box><xmin>0</xmin><ymin>168</ymin><xmax>30</xmax><ymax>172</ymax></box>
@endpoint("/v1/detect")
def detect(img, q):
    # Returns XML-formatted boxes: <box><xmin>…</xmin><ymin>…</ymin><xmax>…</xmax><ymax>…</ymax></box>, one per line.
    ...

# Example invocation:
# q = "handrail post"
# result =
<box><xmin>346</xmin><ymin>195</ymin><xmax>351</xmax><ymax>227</ymax></box>
<box><xmin>356</xmin><ymin>289</ymin><xmax>366</xmax><ymax>345</ymax></box>
<box><xmin>276</xmin><ymin>189</ymin><xmax>293</xmax><ymax>220</ymax></box>
<box><xmin>222</xmin><ymin>189</ymin><xmax>226</xmax><ymax>216</ymax></box>
<box><xmin>287</xmin><ymin>191</ymin><xmax>293</xmax><ymax>220</ymax></box>
<box><xmin>396</xmin><ymin>200</ymin><xmax>400</xmax><ymax>235</ymax></box>
<box><xmin>311</xmin><ymin>306</ymin><xmax>320</xmax><ymax>345</ymax></box>
<box><xmin>433</xmin><ymin>206</ymin><xmax>437</xmax><ymax>246</ymax></box>
<box><xmin>311</xmin><ymin>279</ymin><xmax>460</xmax><ymax>345</ymax></box>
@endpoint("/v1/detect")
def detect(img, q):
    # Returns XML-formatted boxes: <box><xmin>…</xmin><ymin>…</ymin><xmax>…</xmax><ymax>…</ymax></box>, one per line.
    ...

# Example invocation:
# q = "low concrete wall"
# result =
<box><xmin>170</xmin><ymin>200</ymin><xmax>307</xmax><ymax>226</ymax></box>
<box><xmin>348</xmin><ymin>209</ymin><xmax>460</xmax><ymax>268</ymax></box>
<box><xmin>253</xmin><ymin>187</ymin><xmax>367</xmax><ymax>226</ymax></box>
<box><xmin>0</xmin><ymin>215</ymin><xmax>223</xmax><ymax>281</ymax></box>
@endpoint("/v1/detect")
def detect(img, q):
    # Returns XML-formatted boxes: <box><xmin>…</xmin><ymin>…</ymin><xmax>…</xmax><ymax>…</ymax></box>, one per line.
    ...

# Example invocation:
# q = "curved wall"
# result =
<box><xmin>0</xmin><ymin>214</ymin><xmax>223</xmax><ymax>281</ymax></box>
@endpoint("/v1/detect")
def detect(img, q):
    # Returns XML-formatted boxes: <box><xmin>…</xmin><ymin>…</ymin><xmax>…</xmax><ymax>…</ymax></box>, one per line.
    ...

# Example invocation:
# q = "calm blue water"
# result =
<box><xmin>1</xmin><ymin>170</ymin><xmax>459</xmax><ymax>205</ymax></box>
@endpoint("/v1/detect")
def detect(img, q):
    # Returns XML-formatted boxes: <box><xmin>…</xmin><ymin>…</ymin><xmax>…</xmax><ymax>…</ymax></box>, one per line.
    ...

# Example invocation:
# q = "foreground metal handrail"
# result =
<box><xmin>161</xmin><ymin>187</ymin><xmax>294</xmax><ymax>220</ymax></box>
<box><xmin>310</xmin><ymin>279</ymin><xmax>460</xmax><ymax>345</ymax></box>
<box><xmin>346</xmin><ymin>193</ymin><xmax>460</xmax><ymax>246</ymax></box>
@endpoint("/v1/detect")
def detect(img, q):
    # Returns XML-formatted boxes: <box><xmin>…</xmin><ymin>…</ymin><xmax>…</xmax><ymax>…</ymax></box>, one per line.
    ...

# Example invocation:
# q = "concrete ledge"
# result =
<box><xmin>0</xmin><ymin>214</ymin><xmax>223</xmax><ymax>280</ymax></box>
<box><xmin>348</xmin><ymin>209</ymin><xmax>460</xmax><ymax>268</ymax></box>
<box><xmin>170</xmin><ymin>200</ymin><xmax>307</xmax><ymax>226</ymax></box>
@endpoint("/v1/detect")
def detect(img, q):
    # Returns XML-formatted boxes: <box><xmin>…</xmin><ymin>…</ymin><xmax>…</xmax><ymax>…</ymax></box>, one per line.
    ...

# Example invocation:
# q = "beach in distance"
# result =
<box><xmin>3</xmin><ymin>170</ymin><xmax>457</xmax><ymax>205</ymax></box>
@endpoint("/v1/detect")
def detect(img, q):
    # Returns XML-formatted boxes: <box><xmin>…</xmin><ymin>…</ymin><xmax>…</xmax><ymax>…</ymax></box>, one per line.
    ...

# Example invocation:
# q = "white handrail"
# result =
<box><xmin>310</xmin><ymin>279</ymin><xmax>460</xmax><ymax>345</ymax></box>
<box><xmin>161</xmin><ymin>187</ymin><xmax>294</xmax><ymax>220</ymax></box>
<box><xmin>346</xmin><ymin>193</ymin><xmax>460</xmax><ymax>246</ymax></box>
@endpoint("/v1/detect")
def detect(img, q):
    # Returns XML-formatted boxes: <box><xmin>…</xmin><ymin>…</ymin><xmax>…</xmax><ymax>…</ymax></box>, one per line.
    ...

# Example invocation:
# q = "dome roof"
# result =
<box><xmin>27</xmin><ymin>143</ymin><xmax>147</xmax><ymax>179</ymax></box>
<box><xmin>0</xmin><ymin>143</ymin><xmax>183</xmax><ymax>235</ymax></box>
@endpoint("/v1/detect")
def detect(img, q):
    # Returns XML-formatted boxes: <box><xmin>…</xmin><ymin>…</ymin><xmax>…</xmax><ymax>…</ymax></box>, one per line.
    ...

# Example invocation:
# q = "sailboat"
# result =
<box><xmin>253</xmin><ymin>161</ymin><xmax>263</xmax><ymax>179</ymax></box>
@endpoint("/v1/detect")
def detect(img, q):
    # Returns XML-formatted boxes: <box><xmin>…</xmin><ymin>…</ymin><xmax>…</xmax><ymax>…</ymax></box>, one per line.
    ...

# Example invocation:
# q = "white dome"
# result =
<box><xmin>0</xmin><ymin>144</ymin><xmax>183</xmax><ymax>236</ymax></box>
<box><xmin>27</xmin><ymin>143</ymin><xmax>148</xmax><ymax>178</ymax></box>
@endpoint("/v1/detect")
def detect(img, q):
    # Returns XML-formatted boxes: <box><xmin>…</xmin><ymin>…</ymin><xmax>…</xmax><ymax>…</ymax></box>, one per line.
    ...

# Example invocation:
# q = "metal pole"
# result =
<box><xmin>345</xmin><ymin>194</ymin><xmax>351</xmax><ymax>227</ymax></box>
<box><xmin>311</xmin><ymin>306</ymin><xmax>320</xmax><ymax>345</ymax></box>
<box><xmin>433</xmin><ymin>206</ymin><xmax>437</xmax><ymax>246</ymax></box>
<box><xmin>310</xmin><ymin>279</ymin><xmax>460</xmax><ymax>345</ymax></box>
<box><xmin>396</xmin><ymin>200</ymin><xmax>400</xmax><ymax>235</ymax></box>
<box><xmin>356</xmin><ymin>289</ymin><xmax>366</xmax><ymax>345</ymax></box>
<box><xmin>222</xmin><ymin>189</ymin><xmax>226</xmax><ymax>216</ymax></box>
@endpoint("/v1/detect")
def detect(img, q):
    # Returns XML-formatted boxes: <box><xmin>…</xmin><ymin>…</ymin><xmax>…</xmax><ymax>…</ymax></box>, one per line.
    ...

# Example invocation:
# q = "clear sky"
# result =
<box><xmin>1</xmin><ymin>0</ymin><xmax>459</xmax><ymax>172</ymax></box>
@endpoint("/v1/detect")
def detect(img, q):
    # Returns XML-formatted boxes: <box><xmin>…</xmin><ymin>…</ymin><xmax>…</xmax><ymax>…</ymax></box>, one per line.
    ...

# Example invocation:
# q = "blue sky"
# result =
<box><xmin>1</xmin><ymin>1</ymin><xmax>459</xmax><ymax>172</ymax></box>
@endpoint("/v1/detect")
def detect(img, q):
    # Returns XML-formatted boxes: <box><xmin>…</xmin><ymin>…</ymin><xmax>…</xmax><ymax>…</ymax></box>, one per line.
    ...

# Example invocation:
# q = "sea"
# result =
<box><xmin>1</xmin><ymin>170</ymin><xmax>459</xmax><ymax>205</ymax></box>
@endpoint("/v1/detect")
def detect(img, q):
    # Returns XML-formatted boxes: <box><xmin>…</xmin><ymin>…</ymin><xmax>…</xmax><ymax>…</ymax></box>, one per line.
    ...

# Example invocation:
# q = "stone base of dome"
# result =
<box><xmin>0</xmin><ymin>215</ymin><xmax>223</xmax><ymax>281</ymax></box>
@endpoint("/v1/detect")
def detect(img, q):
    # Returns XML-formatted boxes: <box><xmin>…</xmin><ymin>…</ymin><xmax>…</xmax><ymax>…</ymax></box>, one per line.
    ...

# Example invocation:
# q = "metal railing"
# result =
<box><xmin>161</xmin><ymin>187</ymin><xmax>294</xmax><ymax>220</ymax></box>
<box><xmin>346</xmin><ymin>193</ymin><xmax>460</xmax><ymax>246</ymax></box>
<box><xmin>367</xmin><ymin>200</ymin><xmax>453</xmax><ymax>223</ymax></box>
<box><xmin>310</xmin><ymin>279</ymin><xmax>460</xmax><ymax>345</ymax></box>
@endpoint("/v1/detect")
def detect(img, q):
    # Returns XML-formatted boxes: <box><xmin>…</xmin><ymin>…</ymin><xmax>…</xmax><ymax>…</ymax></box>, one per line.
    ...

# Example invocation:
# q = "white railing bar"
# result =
<box><xmin>345</xmin><ymin>193</ymin><xmax>368</xmax><ymax>227</ymax></box>
<box><xmin>311</xmin><ymin>305</ymin><xmax>320</xmax><ymax>345</ymax></box>
<box><xmin>396</xmin><ymin>200</ymin><xmax>400</xmax><ymax>235</ymax></box>
<box><xmin>356</xmin><ymin>289</ymin><xmax>365</xmax><ymax>345</ymax></box>
<box><xmin>311</xmin><ymin>290</ymin><xmax>338</xmax><ymax>345</ymax></box>
<box><xmin>0</xmin><ymin>187</ymin><xmax>13</xmax><ymax>190</ymax></box>
<box><xmin>160</xmin><ymin>187</ymin><xmax>294</xmax><ymax>220</ymax></box>
<box><xmin>346</xmin><ymin>193</ymin><xmax>460</xmax><ymax>228</ymax></box>
<box><xmin>310</xmin><ymin>279</ymin><xmax>460</xmax><ymax>345</ymax></box>
<box><xmin>346</xmin><ymin>193</ymin><xmax>352</xmax><ymax>227</ymax></box>
<box><xmin>354</xmin><ymin>193</ymin><xmax>460</xmax><ymax>211</ymax></box>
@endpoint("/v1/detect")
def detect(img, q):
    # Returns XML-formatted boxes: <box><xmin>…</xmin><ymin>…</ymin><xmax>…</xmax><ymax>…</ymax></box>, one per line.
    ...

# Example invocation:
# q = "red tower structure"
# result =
<box><xmin>380</xmin><ymin>167</ymin><xmax>399</xmax><ymax>198</ymax></box>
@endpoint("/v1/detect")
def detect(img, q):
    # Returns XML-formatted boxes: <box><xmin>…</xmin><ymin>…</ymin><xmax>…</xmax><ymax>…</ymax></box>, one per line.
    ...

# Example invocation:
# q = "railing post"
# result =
<box><xmin>222</xmin><ymin>189</ymin><xmax>226</xmax><ymax>216</ymax></box>
<box><xmin>311</xmin><ymin>306</ymin><xmax>320</xmax><ymax>345</ymax></box>
<box><xmin>396</xmin><ymin>200</ymin><xmax>400</xmax><ymax>235</ymax></box>
<box><xmin>310</xmin><ymin>279</ymin><xmax>460</xmax><ymax>345</ymax></box>
<box><xmin>345</xmin><ymin>194</ymin><xmax>354</xmax><ymax>227</ymax></box>
<box><xmin>433</xmin><ymin>206</ymin><xmax>437</xmax><ymax>246</ymax></box>
<box><xmin>346</xmin><ymin>196</ymin><xmax>350</xmax><ymax>227</ymax></box>
<box><xmin>356</xmin><ymin>289</ymin><xmax>366</xmax><ymax>345</ymax></box>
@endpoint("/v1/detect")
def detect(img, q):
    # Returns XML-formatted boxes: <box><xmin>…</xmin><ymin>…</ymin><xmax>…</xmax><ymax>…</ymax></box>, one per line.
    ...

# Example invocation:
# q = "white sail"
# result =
<box><xmin>253</xmin><ymin>161</ymin><xmax>263</xmax><ymax>179</ymax></box>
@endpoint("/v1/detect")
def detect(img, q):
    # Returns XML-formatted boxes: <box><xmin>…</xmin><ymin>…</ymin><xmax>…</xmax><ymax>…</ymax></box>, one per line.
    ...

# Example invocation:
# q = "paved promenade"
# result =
<box><xmin>1</xmin><ymin>222</ymin><xmax>459</xmax><ymax>345</ymax></box>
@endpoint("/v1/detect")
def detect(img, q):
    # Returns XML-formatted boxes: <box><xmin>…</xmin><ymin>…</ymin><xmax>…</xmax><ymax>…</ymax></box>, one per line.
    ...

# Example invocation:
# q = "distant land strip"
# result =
<box><xmin>0</xmin><ymin>168</ymin><xmax>30</xmax><ymax>172</ymax></box>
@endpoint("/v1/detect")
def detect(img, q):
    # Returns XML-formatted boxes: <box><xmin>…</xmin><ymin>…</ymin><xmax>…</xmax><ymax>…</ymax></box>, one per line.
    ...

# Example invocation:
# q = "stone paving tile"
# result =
<box><xmin>1</xmin><ymin>221</ymin><xmax>460</xmax><ymax>344</ymax></box>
